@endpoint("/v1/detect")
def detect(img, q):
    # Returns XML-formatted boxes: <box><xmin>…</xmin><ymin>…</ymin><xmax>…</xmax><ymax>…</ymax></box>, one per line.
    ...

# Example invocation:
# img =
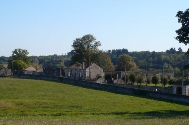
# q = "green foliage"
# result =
<box><xmin>30</xmin><ymin>57</ymin><xmax>41</xmax><ymax>71</ymax></box>
<box><xmin>11</xmin><ymin>48</ymin><xmax>30</xmax><ymax>65</ymax></box>
<box><xmin>116</xmin><ymin>54</ymin><xmax>137</xmax><ymax>71</ymax></box>
<box><xmin>169</xmin><ymin>78</ymin><xmax>176</xmax><ymax>85</ymax></box>
<box><xmin>8</xmin><ymin>49</ymin><xmax>30</xmax><ymax>73</ymax></box>
<box><xmin>75</xmin><ymin>62</ymin><xmax>82</xmax><ymax>66</ymax></box>
<box><xmin>175</xmin><ymin>9</ymin><xmax>189</xmax><ymax>50</ymax></box>
<box><xmin>146</xmin><ymin>76</ymin><xmax>151</xmax><ymax>84</ymax></box>
<box><xmin>12</xmin><ymin>60</ymin><xmax>28</xmax><ymax>73</ymax></box>
<box><xmin>93</xmin><ymin>51</ymin><xmax>114</xmax><ymax>71</ymax></box>
<box><xmin>108</xmin><ymin>48</ymin><xmax>129</xmax><ymax>58</ymax></box>
<box><xmin>137</xmin><ymin>76</ymin><xmax>144</xmax><ymax>85</ymax></box>
<box><xmin>37</xmin><ymin>55</ymin><xmax>69</xmax><ymax>69</ymax></box>
<box><xmin>152</xmin><ymin>74</ymin><xmax>159</xmax><ymax>86</ymax></box>
<box><xmin>2</xmin><ymin>47</ymin><xmax>189</xmax><ymax>77</ymax></box>
<box><xmin>109</xmin><ymin>49</ymin><xmax>188</xmax><ymax>72</ymax></box>
<box><xmin>71</xmin><ymin>34</ymin><xmax>101</xmax><ymax>67</ymax></box>
<box><xmin>129</xmin><ymin>73</ymin><xmax>136</xmax><ymax>84</ymax></box>
<box><xmin>161</xmin><ymin>76</ymin><xmax>168</xmax><ymax>87</ymax></box>
<box><xmin>0</xmin><ymin>56</ymin><xmax>9</xmax><ymax>64</ymax></box>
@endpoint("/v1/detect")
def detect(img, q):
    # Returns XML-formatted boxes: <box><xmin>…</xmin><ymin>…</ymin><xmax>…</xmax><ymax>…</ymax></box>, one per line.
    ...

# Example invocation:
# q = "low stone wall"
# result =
<box><xmin>16</xmin><ymin>74</ymin><xmax>189</xmax><ymax>104</ymax></box>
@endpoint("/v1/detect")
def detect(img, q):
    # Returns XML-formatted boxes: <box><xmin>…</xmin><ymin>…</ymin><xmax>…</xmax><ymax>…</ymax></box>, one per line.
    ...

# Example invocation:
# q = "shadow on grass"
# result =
<box><xmin>108</xmin><ymin>110</ymin><xmax>189</xmax><ymax>118</ymax></box>
<box><xmin>51</xmin><ymin>110</ymin><xmax>189</xmax><ymax>119</ymax></box>
<box><xmin>130</xmin><ymin>110</ymin><xmax>189</xmax><ymax>118</ymax></box>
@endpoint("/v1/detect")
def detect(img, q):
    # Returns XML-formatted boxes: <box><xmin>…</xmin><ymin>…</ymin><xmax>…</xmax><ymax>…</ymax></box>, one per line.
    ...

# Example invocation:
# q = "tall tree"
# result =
<box><xmin>175</xmin><ymin>8</ymin><xmax>189</xmax><ymax>55</ymax></box>
<box><xmin>11</xmin><ymin>48</ymin><xmax>30</xmax><ymax>65</ymax></box>
<box><xmin>137</xmin><ymin>76</ymin><xmax>144</xmax><ymax>86</ymax></box>
<box><xmin>161</xmin><ymin>76</ymin><xmax>168</xmax><ymax>87</ymax></box>
<box><xmin>152</xmin><ymin>74</ymin><xmax>159</xmax><ymax>86</ymax></box>
<box><xmin>71</xmin><ymin>34</ymin><xmax>101</xmax><ymax>67</ymax></box>
<box><xmin>146</xmin><ymin>76</ymin><xmax>151</xmax><ymax>86</ymax></box>
<box><xmin>116</xmin><ymin>54</ymin><xmax>137</xmax><ymax>71</ymax></box>
<box><xmin>93</xmin><ymin>51</ymin><xmax>114</xmax><ymax>72</ymax></box>
<box><xmin>129</xmin><ymin>73</ymin><xmax>136</xmax><ymax>84</ymax></box>
<box><xmin>8</xmin><ymin>48</ymin><xmax>30</xmax><ymax>74</ymax></box>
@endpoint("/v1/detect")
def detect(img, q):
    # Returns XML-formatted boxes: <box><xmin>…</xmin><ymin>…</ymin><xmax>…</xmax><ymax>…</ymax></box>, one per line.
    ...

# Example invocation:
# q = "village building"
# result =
<box><xmin>173</xmin><ymin>81</ymin><xmax>189</xmax><ymax>96</ymax></box>
<box><xmin>0</xmin><ymin>69</ymin><xmax>12</xmax><ymax>76</ymax></box>
<box><xmin>22</xmin><ymin>66</ymin><xmax>43</xmax><ymax>75</ymax></box>
<box><xmin>22</xmin><ymin>66</ymin><xmax>36</xmax><ymax>75</ymax></box>
<box><xmin>65</xmin><ymin>63</ymin><xmax>104</xmax><ymax>80</ymax></box>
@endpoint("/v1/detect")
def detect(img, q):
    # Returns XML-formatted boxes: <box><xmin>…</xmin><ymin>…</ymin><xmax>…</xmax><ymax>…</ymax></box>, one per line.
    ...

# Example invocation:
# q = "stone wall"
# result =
<box><xmin>16</xmin><ymin>74</ymin><xmax>189</xmax><ymax>104</ymax></box>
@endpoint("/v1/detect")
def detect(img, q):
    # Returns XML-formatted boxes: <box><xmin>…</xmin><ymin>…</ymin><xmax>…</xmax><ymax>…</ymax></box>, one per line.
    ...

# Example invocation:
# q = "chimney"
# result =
<box><xmin>82</xmin><ymin>62</ymin><xmax>85</xmax><ymax>69</ymax></box>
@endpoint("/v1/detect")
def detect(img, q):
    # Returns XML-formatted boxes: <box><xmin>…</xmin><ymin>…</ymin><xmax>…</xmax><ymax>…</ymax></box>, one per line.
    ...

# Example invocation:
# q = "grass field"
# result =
<box><xmin>0</xmin><ymin>77</ymin><xmax>189</xmax><ymax>124</ymax></box>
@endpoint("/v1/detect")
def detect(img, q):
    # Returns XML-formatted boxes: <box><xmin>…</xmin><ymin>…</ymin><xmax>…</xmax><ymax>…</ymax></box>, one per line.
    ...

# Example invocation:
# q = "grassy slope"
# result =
<box><xmin>0</xmin><ymin>78</ymin><xmax>189</xmax><ymax>123</ymax></box>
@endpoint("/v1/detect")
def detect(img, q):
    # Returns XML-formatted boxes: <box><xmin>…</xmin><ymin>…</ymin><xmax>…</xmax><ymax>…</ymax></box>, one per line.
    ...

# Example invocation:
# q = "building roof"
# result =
<box><xmin>23</xmin><ymin>67</ymin><xmax>36</xmax><ymax>71</ymax></box>
<box><xmin>86</xmin><ymin>63</ymin><xmax>102</xmax><ymax>70</ymax></box>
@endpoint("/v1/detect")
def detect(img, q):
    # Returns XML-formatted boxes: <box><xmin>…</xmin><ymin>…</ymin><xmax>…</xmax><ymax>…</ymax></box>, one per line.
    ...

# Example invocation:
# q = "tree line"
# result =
<box><xmin>109</xmin><ymin>48</ymin><xmax>189</xmax><ymax>71</ymax></box>
<box><xmin>0</xmin><ymin>47</ymin><xmax>188</xmax><ymax>73</ymax></box>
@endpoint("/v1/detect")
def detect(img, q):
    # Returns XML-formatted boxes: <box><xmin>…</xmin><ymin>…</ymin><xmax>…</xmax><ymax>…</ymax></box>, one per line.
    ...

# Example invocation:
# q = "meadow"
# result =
<box><xmin>0</xmin><ymin>77</ymin><xmax>189</xmax><ymax>124</ymax></box>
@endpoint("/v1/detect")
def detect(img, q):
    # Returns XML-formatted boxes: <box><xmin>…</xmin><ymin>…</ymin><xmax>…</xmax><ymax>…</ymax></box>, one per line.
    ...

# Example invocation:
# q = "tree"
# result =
<box><xmin>169</xmin><ymin>78</ymin><xmax>176</xmax><ymax>85</ymax></box>
<box><xmin>161</xmin><ymin>76</ymin><xmax>168</xmax><ymax>87</ymax></box>
<box><xmin>11</xmin><ymin>60</ymin><xmax>28</xmax><ymax>74</ymax></box>
<box><xmin>116</xmin><ymin>54</ymin><xmax>137</xmax><ymax>71</ymax></box>
<box><xmin>175</xmin><ymin>8</ymin><xmax>189</xmax><ymax>55</ymax></box>
<box><xmin>129</xmin><ymin>73</ymin><xmax>136</xmax><ymax>84</ymax></box>
<box><xmin>8</xmin><ymin>48</ymin><xmax>30</xmax><ymax>74</ymax></box>
<box><xmin>71</xmin><ymin>34</ymin><xmax>101</xmax><ymax>67</ymax></box>
<box><xmin>93</xmin><ymin>51</ymin><xmax>114</xmax><ymax>72</ymax></box>
<box><xmin>178</xmin><ymin>47</ymin><xmax>183</xmax><ymax>53</ymax></box>
<box><xmin>146</xmin><ymin>76</ymin><xmax>151</xmax><ymax>85</ymax></box>
<box><xmin>31</xmin><ymin>57</ymin><xmax>40</xmax><ymax>71</ymax></box>
<box><xmin>11</xmin><ymin>48</ymin><xmax>30</xmax><ymax>64</ymax></box>
<box><xmin>152</xmin><ymin>74</ymin><xmax>159</xmax><ymax>86</ymax></box>
<box><xmin>137</xmin><ymin>76</ymin><xmax>144</xmax><ymax>86</ymax></box>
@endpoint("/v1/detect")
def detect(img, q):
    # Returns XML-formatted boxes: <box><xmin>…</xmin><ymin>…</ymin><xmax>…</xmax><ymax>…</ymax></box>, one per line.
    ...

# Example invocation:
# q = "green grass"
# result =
<box><xmin>0</xmin><ymin>77</ymin><xmax>189</xmax><ymax>124</ymax></box>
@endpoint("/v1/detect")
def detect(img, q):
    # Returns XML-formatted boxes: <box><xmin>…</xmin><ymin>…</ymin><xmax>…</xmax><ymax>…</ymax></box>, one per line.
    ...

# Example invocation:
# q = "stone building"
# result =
<box><xmin>173</xmin><ymin>81</ymin><xmax>189</xmax><ymax>96</ymax></box>
<box><xmin>0</xmin><ymin>69</ymin><xmax>12</xmax><ymax>76</ymax></box>
<box><xmin>64</xmin><ymin>63</ymin><xmax>104</xmax><ymax>80</ymax></box>
<box><xmin>22</xmin><ymin>66</ymin><xmax>43</xmax><ymax>75</ymax></box>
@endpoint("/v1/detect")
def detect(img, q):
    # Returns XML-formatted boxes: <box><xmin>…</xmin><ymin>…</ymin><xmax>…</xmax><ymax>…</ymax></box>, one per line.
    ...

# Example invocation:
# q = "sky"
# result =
<box><xmin>0</xmin><ymin>0</ymin><xmax>189</xmax><ymax>57</ymax></box>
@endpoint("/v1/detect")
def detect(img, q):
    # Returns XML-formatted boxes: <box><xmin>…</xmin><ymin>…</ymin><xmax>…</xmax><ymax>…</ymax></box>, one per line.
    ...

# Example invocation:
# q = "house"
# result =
<box><xmin>0</xmin><ymin>69</ymin><xmax>12</xmax><ymax>76</ymax></box>
<box><xmin>86</xmin><ymin>63</ymin><xmax>104</xmax><ymax>79</ymax></box>
<box><xmin>22</xmin><ymin>67</ymin><xmax>36</xmax><ymax>75</ymax></box>
<box><xmin>64</xmin><ymin>63</ymin><xmax>104</xmax><ymax>80</ymax></box>
<box><xmin>173</xmin><ymin>81</ymin><xmax>189</xmax><ymax>96</ymax></box>
<box><xmin>64</xmin><ymin>64</ymin><xmax>82</xmax><ymax>79</ymax></box>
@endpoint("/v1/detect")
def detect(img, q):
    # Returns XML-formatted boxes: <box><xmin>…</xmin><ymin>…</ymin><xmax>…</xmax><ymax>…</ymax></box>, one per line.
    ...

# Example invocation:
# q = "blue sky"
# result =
<box><xmin>0</xmin><ymin>0</ymin><xmax>189</xmax><ymax>56</ymax></box>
